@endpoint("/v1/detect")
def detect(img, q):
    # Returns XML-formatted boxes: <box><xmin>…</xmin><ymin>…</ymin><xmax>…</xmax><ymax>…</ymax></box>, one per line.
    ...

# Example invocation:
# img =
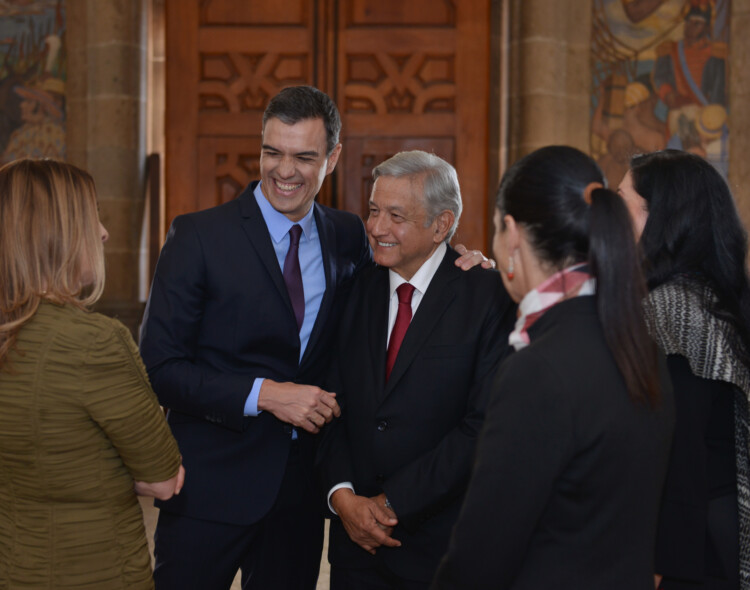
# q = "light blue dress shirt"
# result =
<box><xmin>243</xmin><ymin>183</ymin><xmax>326</xmax><ymax>416</ymax></box>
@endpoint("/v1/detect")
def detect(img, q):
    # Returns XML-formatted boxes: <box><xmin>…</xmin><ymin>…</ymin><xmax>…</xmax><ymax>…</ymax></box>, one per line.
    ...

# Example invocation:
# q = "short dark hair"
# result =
<box><xmin>497</xmin><ymin>145</ymin><xmax>659</xmax><ymax>406</ymax></box>
<box><xmin>262</xmin><ymin>86</ymin><xmax>342</xmax><ymax>155</ymax></box>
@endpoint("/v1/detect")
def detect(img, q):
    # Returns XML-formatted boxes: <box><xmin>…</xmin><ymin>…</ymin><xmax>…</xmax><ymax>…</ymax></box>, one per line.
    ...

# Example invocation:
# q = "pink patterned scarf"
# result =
<box><xmin>509</xmin><ymin>263</ymin><xmax>596</xmax><ymax>350</ymax></box>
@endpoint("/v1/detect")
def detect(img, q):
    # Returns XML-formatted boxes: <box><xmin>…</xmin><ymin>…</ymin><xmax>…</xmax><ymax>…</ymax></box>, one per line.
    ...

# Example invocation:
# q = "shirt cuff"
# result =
<box><xmin>327</xmin><ymin>482</ymin><xmax>355</xmax><ymax>515</ymax></box>
<box><xmin>244</xmin><ymin>378</ymin><xmax>264</xmax><ymax>416</ymax></box>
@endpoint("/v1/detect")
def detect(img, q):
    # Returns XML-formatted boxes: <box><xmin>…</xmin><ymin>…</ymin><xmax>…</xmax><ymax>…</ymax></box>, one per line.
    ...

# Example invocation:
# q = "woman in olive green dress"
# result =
<box><xmin>0</xmin><ymin>159</ymin><xmax>184</xmax><ymax>589</ymax></box>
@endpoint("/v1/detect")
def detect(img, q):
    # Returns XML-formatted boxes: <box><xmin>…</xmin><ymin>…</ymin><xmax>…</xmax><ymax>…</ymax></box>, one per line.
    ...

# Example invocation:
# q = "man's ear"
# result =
<box><xmin>325</xmin><ymin>143</ymin><xmax>343</xmax><ymax>175</ymax></box>
<box><xmin>433</xmin><ymin>210</ymin><xmax>455</xmax><ymax>243</ymax></box>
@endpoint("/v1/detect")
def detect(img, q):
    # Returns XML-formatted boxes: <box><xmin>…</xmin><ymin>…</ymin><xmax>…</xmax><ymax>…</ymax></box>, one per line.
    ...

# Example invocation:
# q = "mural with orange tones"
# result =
<box><xmin>591</xmin><ymin>0</ymin><xmax>730</xmax><ymax>188</ymax></box>
<box><xmin>0</xmin><ymin>0</ymin><xmax>66</xmax><ymax>164</ymax></box>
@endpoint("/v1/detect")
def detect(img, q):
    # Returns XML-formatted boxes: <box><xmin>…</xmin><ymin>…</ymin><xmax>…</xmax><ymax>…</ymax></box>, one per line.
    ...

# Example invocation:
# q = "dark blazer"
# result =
<box><xmin>316</xmin><ymin>247</ymin><xmax>515</xmax><ymax>583</ymax></box>
<box><xmin>139</xmin><ymin>181</ymin><xmax>371</xmax><ymax>525</ymax></box>
<box><xmin>655</xmin><ymin>354</ymin><xmax>738</xmax><ymax>587</ymax></box>
<box><xmin>432</xmin><ymin>296</ymin><xmax>675</xmax><ymax>590</ymax></box>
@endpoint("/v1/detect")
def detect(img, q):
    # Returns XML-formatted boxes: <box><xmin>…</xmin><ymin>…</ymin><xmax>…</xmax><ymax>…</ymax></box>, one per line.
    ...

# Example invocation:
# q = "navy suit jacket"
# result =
<box><xmin>139</xmin><ymin>182</ymin><xmax>371</xmax><ymax>525</ymax></box>
<box><xmin>316</xmin><ymin>247</ymin><xmax>515</xmax><ymax>582</ymax></box>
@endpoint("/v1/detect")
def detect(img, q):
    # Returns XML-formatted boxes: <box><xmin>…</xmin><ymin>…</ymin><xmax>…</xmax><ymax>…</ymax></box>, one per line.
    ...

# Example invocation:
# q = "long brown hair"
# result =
<box><xmin>0</xmin><ymin>159</ymin><xmax>105</xmax><ymax>368</ymax></box>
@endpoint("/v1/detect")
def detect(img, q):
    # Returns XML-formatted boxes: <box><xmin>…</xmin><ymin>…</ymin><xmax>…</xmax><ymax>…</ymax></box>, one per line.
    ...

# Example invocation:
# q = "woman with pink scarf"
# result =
<box><xmin>432</xmin><ymin>145</ymin><xmax>675</xmax><ymax>589</ymax></box>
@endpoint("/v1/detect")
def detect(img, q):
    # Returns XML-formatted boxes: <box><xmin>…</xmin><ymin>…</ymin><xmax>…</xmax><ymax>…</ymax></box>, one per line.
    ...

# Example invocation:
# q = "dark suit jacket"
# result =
<box><xmin>432</xmin><ymin>296</ymin><xmax>676</xmax><ymax>590</ymax></box>
<box><xmin>139</xmin><ymin>182</ymin><xmax>371</xmax><ymax>525</ymax></box>
<box><xmin>316</xmin><ymin>247</ymin><xmax>515</xmax><ymax>583</ymax></box>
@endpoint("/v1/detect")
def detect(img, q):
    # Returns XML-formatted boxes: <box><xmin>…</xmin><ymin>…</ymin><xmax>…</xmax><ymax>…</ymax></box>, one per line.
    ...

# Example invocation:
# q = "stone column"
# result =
<box><xmin>66</xmin><ymin>0</ymin><xmax>147</xmax><ymax>335</ymax></box>
<box><xmin>506</xmin><ymin>0</ymin><xmax>592</xmax><ymax>163</ymax></box>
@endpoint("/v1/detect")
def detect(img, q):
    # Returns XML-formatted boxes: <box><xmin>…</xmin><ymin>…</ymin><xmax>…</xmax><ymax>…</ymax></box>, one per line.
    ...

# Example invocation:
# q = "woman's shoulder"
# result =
<box><xmin>34</xmin><ymin>302</ymin><xmax>133</xmax><ymax>349</ymax></box>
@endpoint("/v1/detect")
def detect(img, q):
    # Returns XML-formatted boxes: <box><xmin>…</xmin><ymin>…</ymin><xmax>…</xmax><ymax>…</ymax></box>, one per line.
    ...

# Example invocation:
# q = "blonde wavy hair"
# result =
<box><xmin>0</xmin><ymin>159</ymin><xmax>105</xmax><ymax>368</ymax></box>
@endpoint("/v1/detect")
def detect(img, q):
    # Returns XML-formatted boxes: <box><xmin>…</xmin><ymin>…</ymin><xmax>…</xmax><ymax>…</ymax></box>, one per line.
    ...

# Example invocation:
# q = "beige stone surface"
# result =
<box><xmin>87</xmin><ymin>44</ymin><xmax>144</xmax><ymax>97</ymax></box>
<box><xmin>67</xmin><ymin>0</ymin><xmax>147</xmax><ymax>336</ymax></box>
<box><xmin>101</xmin><ymin>250</ymin><xmax>139</xmax><ymax>301</ymax></box>
<box><xmin>87</xmin><ymin>145</ymin><xmax>143</xmax><ymax>198</ymax></box>
<box><xmin>506</xmin><ymin>0</ymin><xmax>591</xmax><ymax>162</ymax></box>
<box><xmin>85</xmin><ymin>0</ymin><xmax>143</xmax><ymax>45</ymax></box>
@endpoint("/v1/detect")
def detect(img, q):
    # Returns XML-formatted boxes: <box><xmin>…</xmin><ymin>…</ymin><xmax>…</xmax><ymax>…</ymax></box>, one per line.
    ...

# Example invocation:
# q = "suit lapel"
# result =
<box><xmin>383</xmin><ymin>250</ymin><xmax>460</xmax><ymax>397</ymax></box>
<box><xmin>368</xmin><ymin>267</ymin><xmax>391</xmax><ymax>395</ymax></box>
<box><xmin>237</xmin><ymin>184</ymin><xmax>296</xmax><ymax>321</ymax></box>
<box><xmin>301</xmin><ymin>204</ymin><xmax>335</xmax><ymax>366</ymax></box>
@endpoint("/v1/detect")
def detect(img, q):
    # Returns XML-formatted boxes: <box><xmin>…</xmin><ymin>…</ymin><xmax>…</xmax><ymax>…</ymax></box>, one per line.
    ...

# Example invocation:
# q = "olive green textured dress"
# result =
<box><xmin>0</xmin><ymin>302</ymin><xmax>182</xmax><ymax>589</ymax></box>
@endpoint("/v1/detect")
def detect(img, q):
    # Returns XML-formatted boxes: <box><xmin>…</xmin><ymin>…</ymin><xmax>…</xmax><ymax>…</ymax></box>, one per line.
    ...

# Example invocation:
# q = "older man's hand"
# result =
<box><xmin>331</xmin><ymin>489</ymin><xmax>401</xmax><ymax>554</ymax></box>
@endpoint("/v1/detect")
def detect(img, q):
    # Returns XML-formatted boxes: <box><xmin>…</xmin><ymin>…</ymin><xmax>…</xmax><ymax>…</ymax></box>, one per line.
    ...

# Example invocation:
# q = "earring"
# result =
<box><xmin>507</xmin><ymin>257</ymin><xmax>515</xmax><ymax>281</ymax></box>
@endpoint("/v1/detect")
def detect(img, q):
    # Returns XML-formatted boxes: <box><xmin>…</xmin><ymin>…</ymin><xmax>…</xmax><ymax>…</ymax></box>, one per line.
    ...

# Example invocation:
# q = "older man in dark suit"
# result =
<box><xmin>317</xmin><ymin>150</ymin><xmax>515</xmax><ymax>589</ymax></box>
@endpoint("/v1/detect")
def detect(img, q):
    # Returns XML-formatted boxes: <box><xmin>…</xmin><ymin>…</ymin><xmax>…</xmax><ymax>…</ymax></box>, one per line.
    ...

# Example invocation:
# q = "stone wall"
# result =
<box><xmin>66</xmin><ymin>0</ymin><xmax>147</xmax><ymax>335</ymax></box>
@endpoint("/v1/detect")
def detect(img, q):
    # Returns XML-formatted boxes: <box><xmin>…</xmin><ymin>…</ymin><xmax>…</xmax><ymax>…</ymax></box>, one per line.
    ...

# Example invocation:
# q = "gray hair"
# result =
<box><xmin>372</xmin><ymin>150</ymin><xmax>462</xmax><ymax>241</ymax></box>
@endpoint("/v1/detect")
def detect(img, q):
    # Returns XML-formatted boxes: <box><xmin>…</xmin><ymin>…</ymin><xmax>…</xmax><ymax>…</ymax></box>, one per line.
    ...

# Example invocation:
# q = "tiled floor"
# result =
<box><xmin>139</xmin><ymin>497</ymin><xmax>331</xmax><ymax>589</ymax></box>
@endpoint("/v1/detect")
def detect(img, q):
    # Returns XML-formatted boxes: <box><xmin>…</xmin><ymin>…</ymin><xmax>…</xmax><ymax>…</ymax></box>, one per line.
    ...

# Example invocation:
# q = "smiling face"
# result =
<box><xmin>617</xmin><ymin>171</ymin><xmax>649</xmax><ymax>242</ymax></box>
<box><xmin>259</xmin><ymin>117</ymin><xmax>341</xmax><ymax>221</ymax></box>
<box><xmin>366</xmin><ymin>174</ymin><xmax>449</xmax><ymax>281</ymax></box>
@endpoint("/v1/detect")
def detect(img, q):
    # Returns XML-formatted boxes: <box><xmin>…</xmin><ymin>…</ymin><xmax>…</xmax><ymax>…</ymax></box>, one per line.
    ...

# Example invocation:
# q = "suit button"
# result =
<box><xmin>377</xmin><ymin>420</ymin><xmax>388</xmax><ymax>432</ymax></box>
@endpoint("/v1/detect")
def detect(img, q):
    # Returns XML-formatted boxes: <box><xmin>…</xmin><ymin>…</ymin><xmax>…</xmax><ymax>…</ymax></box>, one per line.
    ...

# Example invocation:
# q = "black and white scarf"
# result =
<box><xmin>644</xmin><ymin>278</ymin><xmax>750</xmax><ymax>589</ymax></box>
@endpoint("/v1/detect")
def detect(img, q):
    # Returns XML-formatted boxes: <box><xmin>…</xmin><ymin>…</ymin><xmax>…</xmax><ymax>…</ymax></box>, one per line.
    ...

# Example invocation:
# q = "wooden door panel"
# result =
<box><xmin>166</xmin><ymin>0</ymin><xmax>490</xmax><ymax>249</ymax></box>
<box><xmin>197</xmin><ymin>137</ymin><xmax>261</xmax><ymax>212</ymax></box>
<box><xmin>199</xmin><ymin>0</ymin><xmax>309</xmax><ymax>24</ymax></box>
<box><xmin>165</xmin><ymin>0</ymin><xmax>319</xmax><ymax>226</ymax></box>
<box><xmin>334</xmin><ymin>0</ymin><xmax>489</xmax><ymax>248</ymax></box>
<box><xmin>345</xmin><ymin>0</ymin><xmax>455</xmax><ymax>26</ymax></box>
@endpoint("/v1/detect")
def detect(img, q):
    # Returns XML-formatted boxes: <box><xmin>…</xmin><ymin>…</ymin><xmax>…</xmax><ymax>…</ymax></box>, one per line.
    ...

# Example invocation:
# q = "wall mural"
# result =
<box><xmin>591</xmin><ymin>0</ymin><xmax>730</xmax><ymax>189</ymax></box>
<box><xmin>0</xmin><ymin>0</ymin><xmax>66</xmax><ymax>164</ymax></box>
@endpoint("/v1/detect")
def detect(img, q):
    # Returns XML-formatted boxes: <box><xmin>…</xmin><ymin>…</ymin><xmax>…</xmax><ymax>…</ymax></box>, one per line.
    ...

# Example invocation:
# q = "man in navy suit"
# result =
<box><xmin>317</xmin><ymin>151</ymin><xmax>515</xmax><ymax>589</ymax></box>
<box><xmin>140</xmin><ymin>86</ymin><xmax>372</xmax><ymax>589</ymax></box>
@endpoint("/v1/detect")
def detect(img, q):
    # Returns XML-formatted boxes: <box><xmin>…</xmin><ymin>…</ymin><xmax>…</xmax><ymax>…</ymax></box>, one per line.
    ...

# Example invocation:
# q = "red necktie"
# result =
<box><xmin>385</xmin><ymin>283</ymin><xmax>415</xmax><ymax>381</ymax></box>
<box><xmin>283</xmin><ymin>225</ymin><xmax>305</xmax><ymax>331</ymax></box>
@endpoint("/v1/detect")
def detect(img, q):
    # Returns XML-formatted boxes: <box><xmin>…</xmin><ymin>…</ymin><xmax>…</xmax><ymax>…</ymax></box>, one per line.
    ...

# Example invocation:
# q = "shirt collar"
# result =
<box><xmin>388</xmin><ymin>242</ymin><xmax>447</xmax><ymax>298</ymax></box>
<box><xmin>254</xmin><ymin>182</ymin><xmax>315</xmax><ymax>244</ymax></box>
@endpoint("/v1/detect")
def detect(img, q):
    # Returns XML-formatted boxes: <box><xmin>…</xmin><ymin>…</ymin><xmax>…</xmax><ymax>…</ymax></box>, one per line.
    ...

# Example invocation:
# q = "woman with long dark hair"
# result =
<box><xmin>622</xmin><ymin>150</ymin><xmax>750</xmax><ymax>590</ymax></box>
<box><xmin>432</xmin><ymin>146</ymin><xmax>674</xmax><ymax>589</ymax></box>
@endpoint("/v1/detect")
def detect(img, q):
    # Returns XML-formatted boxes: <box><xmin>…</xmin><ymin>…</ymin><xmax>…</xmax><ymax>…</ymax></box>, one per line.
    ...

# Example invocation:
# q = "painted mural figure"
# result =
<box><xmin>1</xmin><ymin>76</ymin><xmax>64</xmax><ymax>163</ymax></box>
<box><xmin>591</xmin><ymin>0</ymin><xmax>730</xmax><ymax>184</ymax></box>
<box><xmin>653</xmin><ymin>1</ymin><xmax>727</xmax><ymax>110</ymax></box>
<box><xmin>0</xmin><ymin>0</ymin><xmax>66</xmax><ymax>162</ymax></box>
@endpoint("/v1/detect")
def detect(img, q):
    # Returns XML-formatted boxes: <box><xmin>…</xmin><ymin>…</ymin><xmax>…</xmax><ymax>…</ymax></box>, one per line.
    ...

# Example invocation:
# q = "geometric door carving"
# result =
<box><xmin>166</xmin><ymin>0</ymin><xmax>492</xmax><ymax>248</ymax></box>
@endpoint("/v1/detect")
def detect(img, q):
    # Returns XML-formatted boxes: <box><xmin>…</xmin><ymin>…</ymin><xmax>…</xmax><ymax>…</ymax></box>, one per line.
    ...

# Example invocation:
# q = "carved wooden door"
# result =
<box><xmin>165</xmin><ymin>0</ymin><xmax>491</xmax><ymax>248</ymax></box>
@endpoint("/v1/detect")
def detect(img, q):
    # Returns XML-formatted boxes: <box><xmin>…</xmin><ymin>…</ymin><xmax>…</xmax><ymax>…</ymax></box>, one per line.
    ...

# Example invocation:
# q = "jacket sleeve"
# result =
<box><xmin>139</xmin><ymin>215</ymin><xmax>255</xmax><ymax>432</ymax></box>
<box><xmin>84</xmin><ymin>320</ymin><xmax>182</xmax><ymax>482</ymax></box>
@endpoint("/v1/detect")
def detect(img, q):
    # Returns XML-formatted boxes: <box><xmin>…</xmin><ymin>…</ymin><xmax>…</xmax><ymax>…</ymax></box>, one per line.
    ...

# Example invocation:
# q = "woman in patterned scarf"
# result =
<box><xmin>432</xmin><ymin>145</ymin><xmax>674</xmax><ymax>589</ymax></box>
<box><xmin>621</xmin><ymin>149</ymin><xmax>750</xmax><ymax>590</ymax></box>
